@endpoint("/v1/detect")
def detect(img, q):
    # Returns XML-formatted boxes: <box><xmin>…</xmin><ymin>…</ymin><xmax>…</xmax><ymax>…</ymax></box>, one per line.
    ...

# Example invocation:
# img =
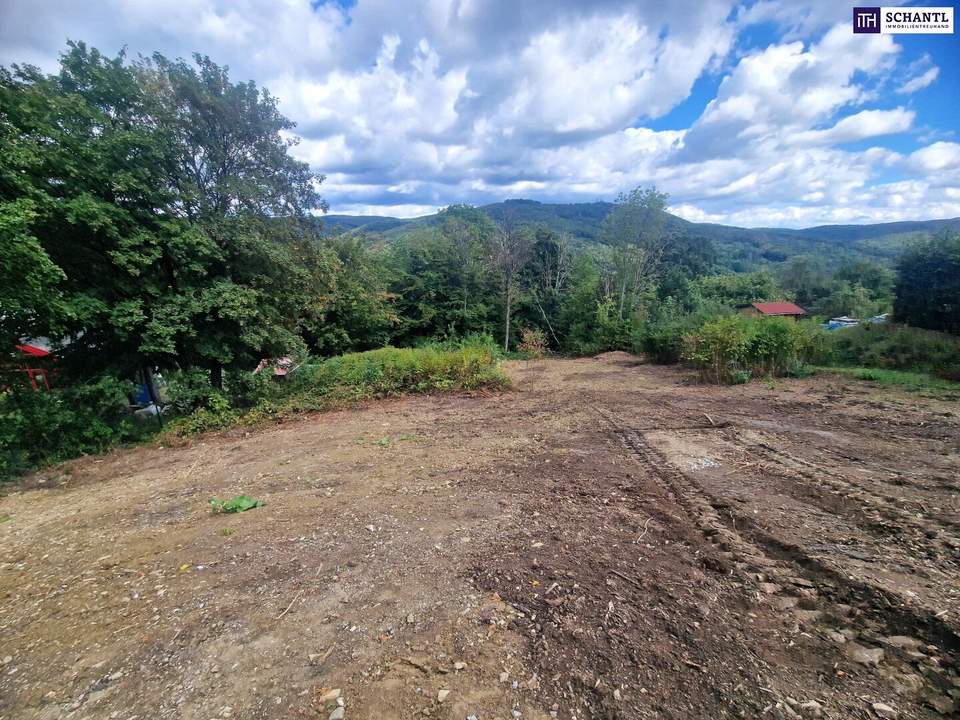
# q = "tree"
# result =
<box><xmin>894</xmin><ymin>232</ymin><xmax>960</xmax><ymax>335</ymax></box>
<box><xmin>599</xmin><ymin>186</ymin><xmax>670</xmax><ymax>319</ymax></box>
<box><xmin>0</xmin><ymin>43</ymin><xmax>329</xmax><ymax>386</ymax></box>
<box><xmin>490</xmin><ymin>217</ymin><xmax>534</xmax><ymax>350</ymax></box>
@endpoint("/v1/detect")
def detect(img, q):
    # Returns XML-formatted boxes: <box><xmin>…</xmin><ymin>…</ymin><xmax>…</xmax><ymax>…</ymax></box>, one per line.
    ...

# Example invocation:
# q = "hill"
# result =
<box><xmin>322</xmin><ymin>200</ymin><xmax>960</xmax><ymax>271</ymax></box>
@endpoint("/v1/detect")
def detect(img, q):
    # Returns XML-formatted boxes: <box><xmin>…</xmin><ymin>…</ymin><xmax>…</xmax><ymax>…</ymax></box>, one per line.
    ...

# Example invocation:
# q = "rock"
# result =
<box><xmin>883</xmin><ymin>636</ymin><xmax>922</xmax><ymax>650</ymax></box>
<box><xmin>467</xmin><ymin>716</ymin><xmax>479</xmax><ymax>720</ymax></box>
<box><xmin>406</xmin><ymin>614</ymin><xmax>415</xmax><ymax>624</ymax></box>
<box><xmin>845</xmin><ymin>642</ymin><xmax>884</xmax><ymax>667</ymax></box>
<box><xmin>328</xmin><ymin>708</ymin><xmax>345</xmax><ymax>720</ymax></box>
<box><xmin>454</xmin><ymin>661</ymin><xmax>466</xmax><ymax>671</ymax></box>
<box><xmin>365</xmin><ymin>525</ymin><xmax>376</xmax><ymax>532</ymax></box>
<box><xmin>759</xmin><ymin>583</ymin><xmax>781</xmax><ymax>594</ymax></box>
<box><xmin>872</xmin><ymin>703</ymin><xmax>897</xmax><ymax>719</ymax></box>
<box><xmin>437</xmin><ymin>689</ymin><xmax>450</xmax><ymax>703</ymax></box>
<box><xmin>613</xmin><ymin>688</ymin><xmax>622</xmax><ymax>701</ymax></box>
<box><xmin>499</xmin><ymin>672</ymin><xmax>509</xmax><ymax>683</ymax></box>
<box><xmin>799</xmin><ymin>700</ymin><xmax>822</xmax><ymax>717</ymax></box>
<box><xmin>772</xmin><ymin>596</ymin><xmax>799</xmax><ymax>610</ymax></box>
<box><xmin>793</xmin><ymin>610</ymin><xmax>823</xmax><ymax>624</ymax></box>
<box><xmin>318</xmin><ymin>689</ymin><xmax>342</xmax><ymax>703</ymax></box>
<box><xmin>925</xmin><ymin>693</ymin><xmax>955</xmax><ymax>715</ymax></box>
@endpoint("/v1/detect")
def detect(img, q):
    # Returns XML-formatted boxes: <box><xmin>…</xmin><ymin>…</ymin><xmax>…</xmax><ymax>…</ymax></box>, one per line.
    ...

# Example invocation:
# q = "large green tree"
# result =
<box><xmin>0</xmin><ymin>43</ymin><xmax>331</xmax><ymax>383</ymax></box>
<box><xmin>894</xmin><ymin>232</ymin><xmax>960</xmax><ymax>335</ymax></box>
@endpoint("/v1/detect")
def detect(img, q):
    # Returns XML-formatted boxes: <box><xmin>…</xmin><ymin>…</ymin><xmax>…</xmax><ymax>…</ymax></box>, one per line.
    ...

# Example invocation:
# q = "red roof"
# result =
<box><xmin>751</xmin><ymin>302</ymin><xmax>806</xmax><ymax>316</ymax></box>
<box><xmin>15</xmin><ymin>344</ymin><xmax>50</xmax><ymax>357</ymax></box>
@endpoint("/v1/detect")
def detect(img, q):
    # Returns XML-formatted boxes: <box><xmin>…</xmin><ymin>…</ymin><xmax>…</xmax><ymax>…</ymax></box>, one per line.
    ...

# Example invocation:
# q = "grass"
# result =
<box><xmin>816</xmin><ymin>366</ymin><xmax>960</xmax><ymax>399</ymax></box>
<box><xmin>165</xmin><ymin>345</ymin><xmax>509</xmax><ymax>439</ymax></box>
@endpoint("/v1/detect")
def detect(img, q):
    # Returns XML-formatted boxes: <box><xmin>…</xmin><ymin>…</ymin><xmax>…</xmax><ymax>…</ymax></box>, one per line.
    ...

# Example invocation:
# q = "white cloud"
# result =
<box><xmin>0</xmin><ymin>0</ymin><xmax>954</xmax><ymax>226</ymax></box>
<box><xmin>897</xmin><ymin>66</ymin><xmax>939</xmax><ymax>94</ymax></box>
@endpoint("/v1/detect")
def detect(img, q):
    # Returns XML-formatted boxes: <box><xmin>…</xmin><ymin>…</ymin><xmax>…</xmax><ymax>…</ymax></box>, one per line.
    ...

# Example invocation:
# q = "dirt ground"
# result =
<box><xmin>1</xmin><ymin>354</ymin><xmax>958</xmax><ymax>720</ymax></box>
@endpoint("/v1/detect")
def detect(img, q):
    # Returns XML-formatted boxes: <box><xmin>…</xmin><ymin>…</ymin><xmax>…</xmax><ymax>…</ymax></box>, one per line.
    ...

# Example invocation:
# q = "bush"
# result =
<box><xmin>823</xmin><ymin>322</ymin><xmax>960</xmax><ymax>380</ymax></box>
<box><xmin>165</xmin><ymin>345</ymin><xmax>508</xmax><ymax>437</ymax></box>
<box><xmin>683</xmin><ymin>316</ymin><xmax>823</xmax><ymax>384</ymax></box>
<box><xmin>517</xmin><ymin>328</ymin><xmax>549</xmax><ymax>357</ymax></box>
<box><xmin>164</xmin><ymin>369</ymin><xmax>225</xmax><ymax>414</ymax></box>
<box><xmin>0</xmin><ymin>376</ymin><xmax>145</xmax><ymax>480</ymax></box>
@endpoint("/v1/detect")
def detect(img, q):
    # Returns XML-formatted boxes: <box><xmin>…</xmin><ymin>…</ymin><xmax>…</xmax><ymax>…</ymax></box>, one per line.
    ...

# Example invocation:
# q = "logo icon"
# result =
<box><xmin>854</xmin><ymin>7</ymin><xmax>881</xmax><ymax>33</ymax></box>
<box><xmin>853</xmin><ymin>7</ymin><xmax>953</xmax><ymax>34</ymax></box>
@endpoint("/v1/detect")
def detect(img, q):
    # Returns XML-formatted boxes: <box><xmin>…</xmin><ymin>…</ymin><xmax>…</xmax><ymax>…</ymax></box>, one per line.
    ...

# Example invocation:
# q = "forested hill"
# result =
<box><xmin>323</xmin><ymin>200</ymin><xmax>960</xmax><ymax>270</ymax></box>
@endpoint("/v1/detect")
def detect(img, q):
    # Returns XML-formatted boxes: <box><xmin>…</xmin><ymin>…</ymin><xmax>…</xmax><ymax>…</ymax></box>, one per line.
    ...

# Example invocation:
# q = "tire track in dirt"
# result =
<box><xmin>594</xmin><ymin>408</ymin><xmax>960</xmax><ymax>717</ymax></box>
<box><xmin>738</xmin><ymin>433</ymin><xmax>960</xmax><ymax>549</ymax></box>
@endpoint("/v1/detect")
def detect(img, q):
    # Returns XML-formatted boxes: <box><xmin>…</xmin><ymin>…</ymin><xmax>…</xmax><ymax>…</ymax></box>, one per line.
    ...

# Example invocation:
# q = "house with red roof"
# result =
<box><xmin>737</xmin><ymin>301</ymin><xmax>807</xmax><ymax>321</ymax></box>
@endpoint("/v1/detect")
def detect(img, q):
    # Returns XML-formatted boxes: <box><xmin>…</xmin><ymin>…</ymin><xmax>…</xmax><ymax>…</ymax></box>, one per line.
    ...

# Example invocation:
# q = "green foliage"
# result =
<box><xmin>164</xmin><ymin>369</ymin><xmax>226</xmax><ymax>414</ymax></box>
<box><xmin>209</xmin><ymin>495</ymin><xmax>264</xmax><ymax>513</ymax></box>
<box><xmin>894</xmin><ymin>231</ymin><xmax>960</xmax><ymax>335</ymax></box>
<box><xmin>165</xmin><ymin>346</ymin><xmax>508</xmax><ymax>437</ymax></box>
<box><xmin>817</xmin><ymin>367</ymin><xmax>960</xmax><ymax>399</ymax></box>
<box><xmin>698</xmin><ymin>271</ymin><xmax>782</xmax><ymax>306</ymax></box>
<box><xmin>0</xmin><ymin>377</ymin><xmax>144</xmax><ymax>480</ymax></box>
<box><xmin>683</xmin><ymin>316</ymin><xmax>823</xmax><ymax>384</ymax></box>
<box><xmin>823</xmin><ymin>323</ymin><xmax>960</xmax><ymax>380</ymax></box>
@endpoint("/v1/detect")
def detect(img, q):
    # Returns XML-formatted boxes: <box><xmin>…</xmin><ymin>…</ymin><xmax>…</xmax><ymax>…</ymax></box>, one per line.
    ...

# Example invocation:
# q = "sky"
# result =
<box><xmin>1</xmin><ymin>0</ymin><xmax>958</xmax><ymax>227</ymax></box>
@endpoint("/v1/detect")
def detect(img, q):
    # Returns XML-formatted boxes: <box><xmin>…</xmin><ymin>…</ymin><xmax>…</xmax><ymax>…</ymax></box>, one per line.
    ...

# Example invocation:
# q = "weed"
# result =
<box><xmin>374</xmin><ymin>437</ymin><xmax>392</xmax><ymax>448</ymax></box>
<box><xmin>816</xmin><ymin>366</ymin><xmax>960</xmax><ymax>399</ymax></box>
<box><xmin>221</xmin><ymin>526</ymin><xmax>236</xmax><ymax>536</ymax></box>
<box><xmin>209</xmin><ymin>495</ymin><xmax>264</xmax><ymax>513</ymax></box>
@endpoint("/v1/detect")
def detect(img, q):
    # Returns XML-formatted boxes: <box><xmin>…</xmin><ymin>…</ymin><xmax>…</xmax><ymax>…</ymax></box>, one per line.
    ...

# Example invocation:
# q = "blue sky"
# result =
<box><xmin>1</xmin><ymin>0</ymin><xmax>958</xmax><ymax>227</ymax></box>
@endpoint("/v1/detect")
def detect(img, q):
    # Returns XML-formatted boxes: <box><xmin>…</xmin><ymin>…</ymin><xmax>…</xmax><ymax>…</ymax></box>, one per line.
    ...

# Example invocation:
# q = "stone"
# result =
<box><xmin>799</xmin><ymin>700</ymin><xmax>822</xmax><ymax>717</ymax></box>
<box><xmin>454</xmin><ymin>661</ymin><xmax>466</xmax><ymax>671</ymax></box>
<box><xmin>925</xmin><ymin>693</ymin><xmax>955</xmax><ymax>715</ymax></box>
<box><xmin>437</xmin><ymin>689</ymin><xmax>450</xmax><ymax>703</ymax></box>
<box><xmin>845</xmin><ymin>642</ymin><xmax>884</xmax><ymax>667</ymax></box>
<box><xmin>871</xmin><ymin>703</ymin><xmax>897</xmax><ymax>719</ymax></box>
<box><xmin>328</xmin><ymin>709</ymin><xmax>345</xmax><ymax>720</ymax></box>
<box><xmin>883</xmin><ymin>636</ymin><xmax>922</xmax><ymax>650</ymax></box>
<box><xmin>499</xmin><ymin>672</ymin><xmax>509</xmax><ymax>683</ymax></box>
<box><xmin>318</xmin><ymin>689</ymin><xmax>341</xmax><ymax>703</ymax></box>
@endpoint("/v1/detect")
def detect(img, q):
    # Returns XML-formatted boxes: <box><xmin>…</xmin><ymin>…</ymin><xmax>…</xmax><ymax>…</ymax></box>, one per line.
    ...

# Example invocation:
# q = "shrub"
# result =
<box><xmin>0</xmin><ymin>376</ymin><xmax>145</xmax><ymax>481</ymax></box>
<box><xmin>517</xmin><ymin>328</ymin><xmax>549</xmax><ymax>357</ymax></box>
<box><xmin>164</xmin><ymin>369</ymin><xmax>224</xmax><ymax>414</ymax></box>
<box><xmin>165</xmin><ymin>345</ymin><xmax>508</xmax><ymax>438</ymax></box>
<box><xmin>683</xmin><ymin>316</ymin><xmax>824</xmax><ymax>384</ymax></box>
<box><xmin>823</xmin><ymin>323</ymin><xmax>960</xmax><ymax>380</ymax></box>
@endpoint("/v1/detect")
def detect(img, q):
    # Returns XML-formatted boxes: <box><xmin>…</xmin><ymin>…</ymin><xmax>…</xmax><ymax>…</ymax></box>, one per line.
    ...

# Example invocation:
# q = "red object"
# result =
<box><xmin>4</xmin><ymin>345</ymin><xmax>53</xmax><ymax>390</ymax></box>
<box><xmin>750</xmin><ymin>302</ymin><xmax>806</xmax><ymax>316</ymax></box>
<box><xmin>15</xmin><ymin>344</ymin><xmax>50</xmax><ymax>357</ymax></box>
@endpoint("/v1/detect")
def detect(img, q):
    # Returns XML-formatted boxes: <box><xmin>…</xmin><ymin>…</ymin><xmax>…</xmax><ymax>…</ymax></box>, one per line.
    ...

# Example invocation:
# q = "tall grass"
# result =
<box><xmin>165</xmin><ymin>345</ymin><xmax>508</xmax><ymax>437</ymax></box>
<box><xmin>823</xmin><ymin>323</ymin><xmax>960</xmax><ymax>380</ymax></box>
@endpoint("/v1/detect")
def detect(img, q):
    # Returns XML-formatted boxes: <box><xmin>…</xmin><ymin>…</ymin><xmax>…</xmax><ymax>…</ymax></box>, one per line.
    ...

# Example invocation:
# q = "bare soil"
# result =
<box><xmin>1</xmin><ymin>354</ymin><xmax>958</xmax><ymax>720</ymax></box>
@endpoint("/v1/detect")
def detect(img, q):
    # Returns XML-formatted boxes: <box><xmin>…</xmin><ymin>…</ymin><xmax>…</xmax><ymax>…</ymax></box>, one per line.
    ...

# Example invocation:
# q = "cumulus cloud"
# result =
<box><xmin>0</xmin><ymin>0</ymin><xmax>956</xmax><ymax>226</ymax></box>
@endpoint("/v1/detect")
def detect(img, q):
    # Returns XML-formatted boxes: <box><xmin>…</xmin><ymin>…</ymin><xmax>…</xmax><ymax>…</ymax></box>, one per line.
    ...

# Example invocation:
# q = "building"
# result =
<box><xmin>738</xmin><ymin>301</ymin><xmax>807</xmax><ymax>321</ymax></box>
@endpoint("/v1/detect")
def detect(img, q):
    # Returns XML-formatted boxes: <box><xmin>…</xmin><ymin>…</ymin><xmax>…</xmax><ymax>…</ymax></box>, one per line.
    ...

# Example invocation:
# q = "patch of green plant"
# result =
<box><xmin>374</xmin><ymin>436</ymin><xmax>392</xmax><ymax>448</ymax></box>
<box><xmin>221</xmin><ymin>526</ymin><xmax>236</xmax><ymax>536</ymax></box>
<box><xmin>822</xmin><ymin>323</ymin><xmax>960</xmax><ymax>380</ymax></box>
<box><xmin>164</xmin><ymin>346</ymin><xmax>508</xmax><ymax>439</ymax></box>
<box><xmin>1</xmin><ymin>376</ymin><xmax>152</xmax><ymax>482</ymax></box>
<box><xmin>209</xmin><ymin>495</ymin><xmax>264</xmax><ymax>514</ymax></box>
<box><xmin>815</xmin><ymin>366</ymin><xmax>960</xmax><ymax>398</ymax></box>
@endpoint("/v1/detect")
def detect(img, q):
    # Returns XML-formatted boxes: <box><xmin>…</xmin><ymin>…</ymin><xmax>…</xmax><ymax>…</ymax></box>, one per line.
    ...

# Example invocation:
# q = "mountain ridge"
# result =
<box><xmin>321</xmin><ymin>199</ymin><xmax>960</xmax><ymax>270</ymax></box>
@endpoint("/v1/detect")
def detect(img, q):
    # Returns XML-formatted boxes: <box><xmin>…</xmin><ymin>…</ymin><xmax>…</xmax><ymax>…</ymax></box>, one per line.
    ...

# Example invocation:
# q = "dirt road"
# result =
<box><xmin>2</xmin><ymin>354</ymin><xmax>958</xmax><ymax>720</ymax></box>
